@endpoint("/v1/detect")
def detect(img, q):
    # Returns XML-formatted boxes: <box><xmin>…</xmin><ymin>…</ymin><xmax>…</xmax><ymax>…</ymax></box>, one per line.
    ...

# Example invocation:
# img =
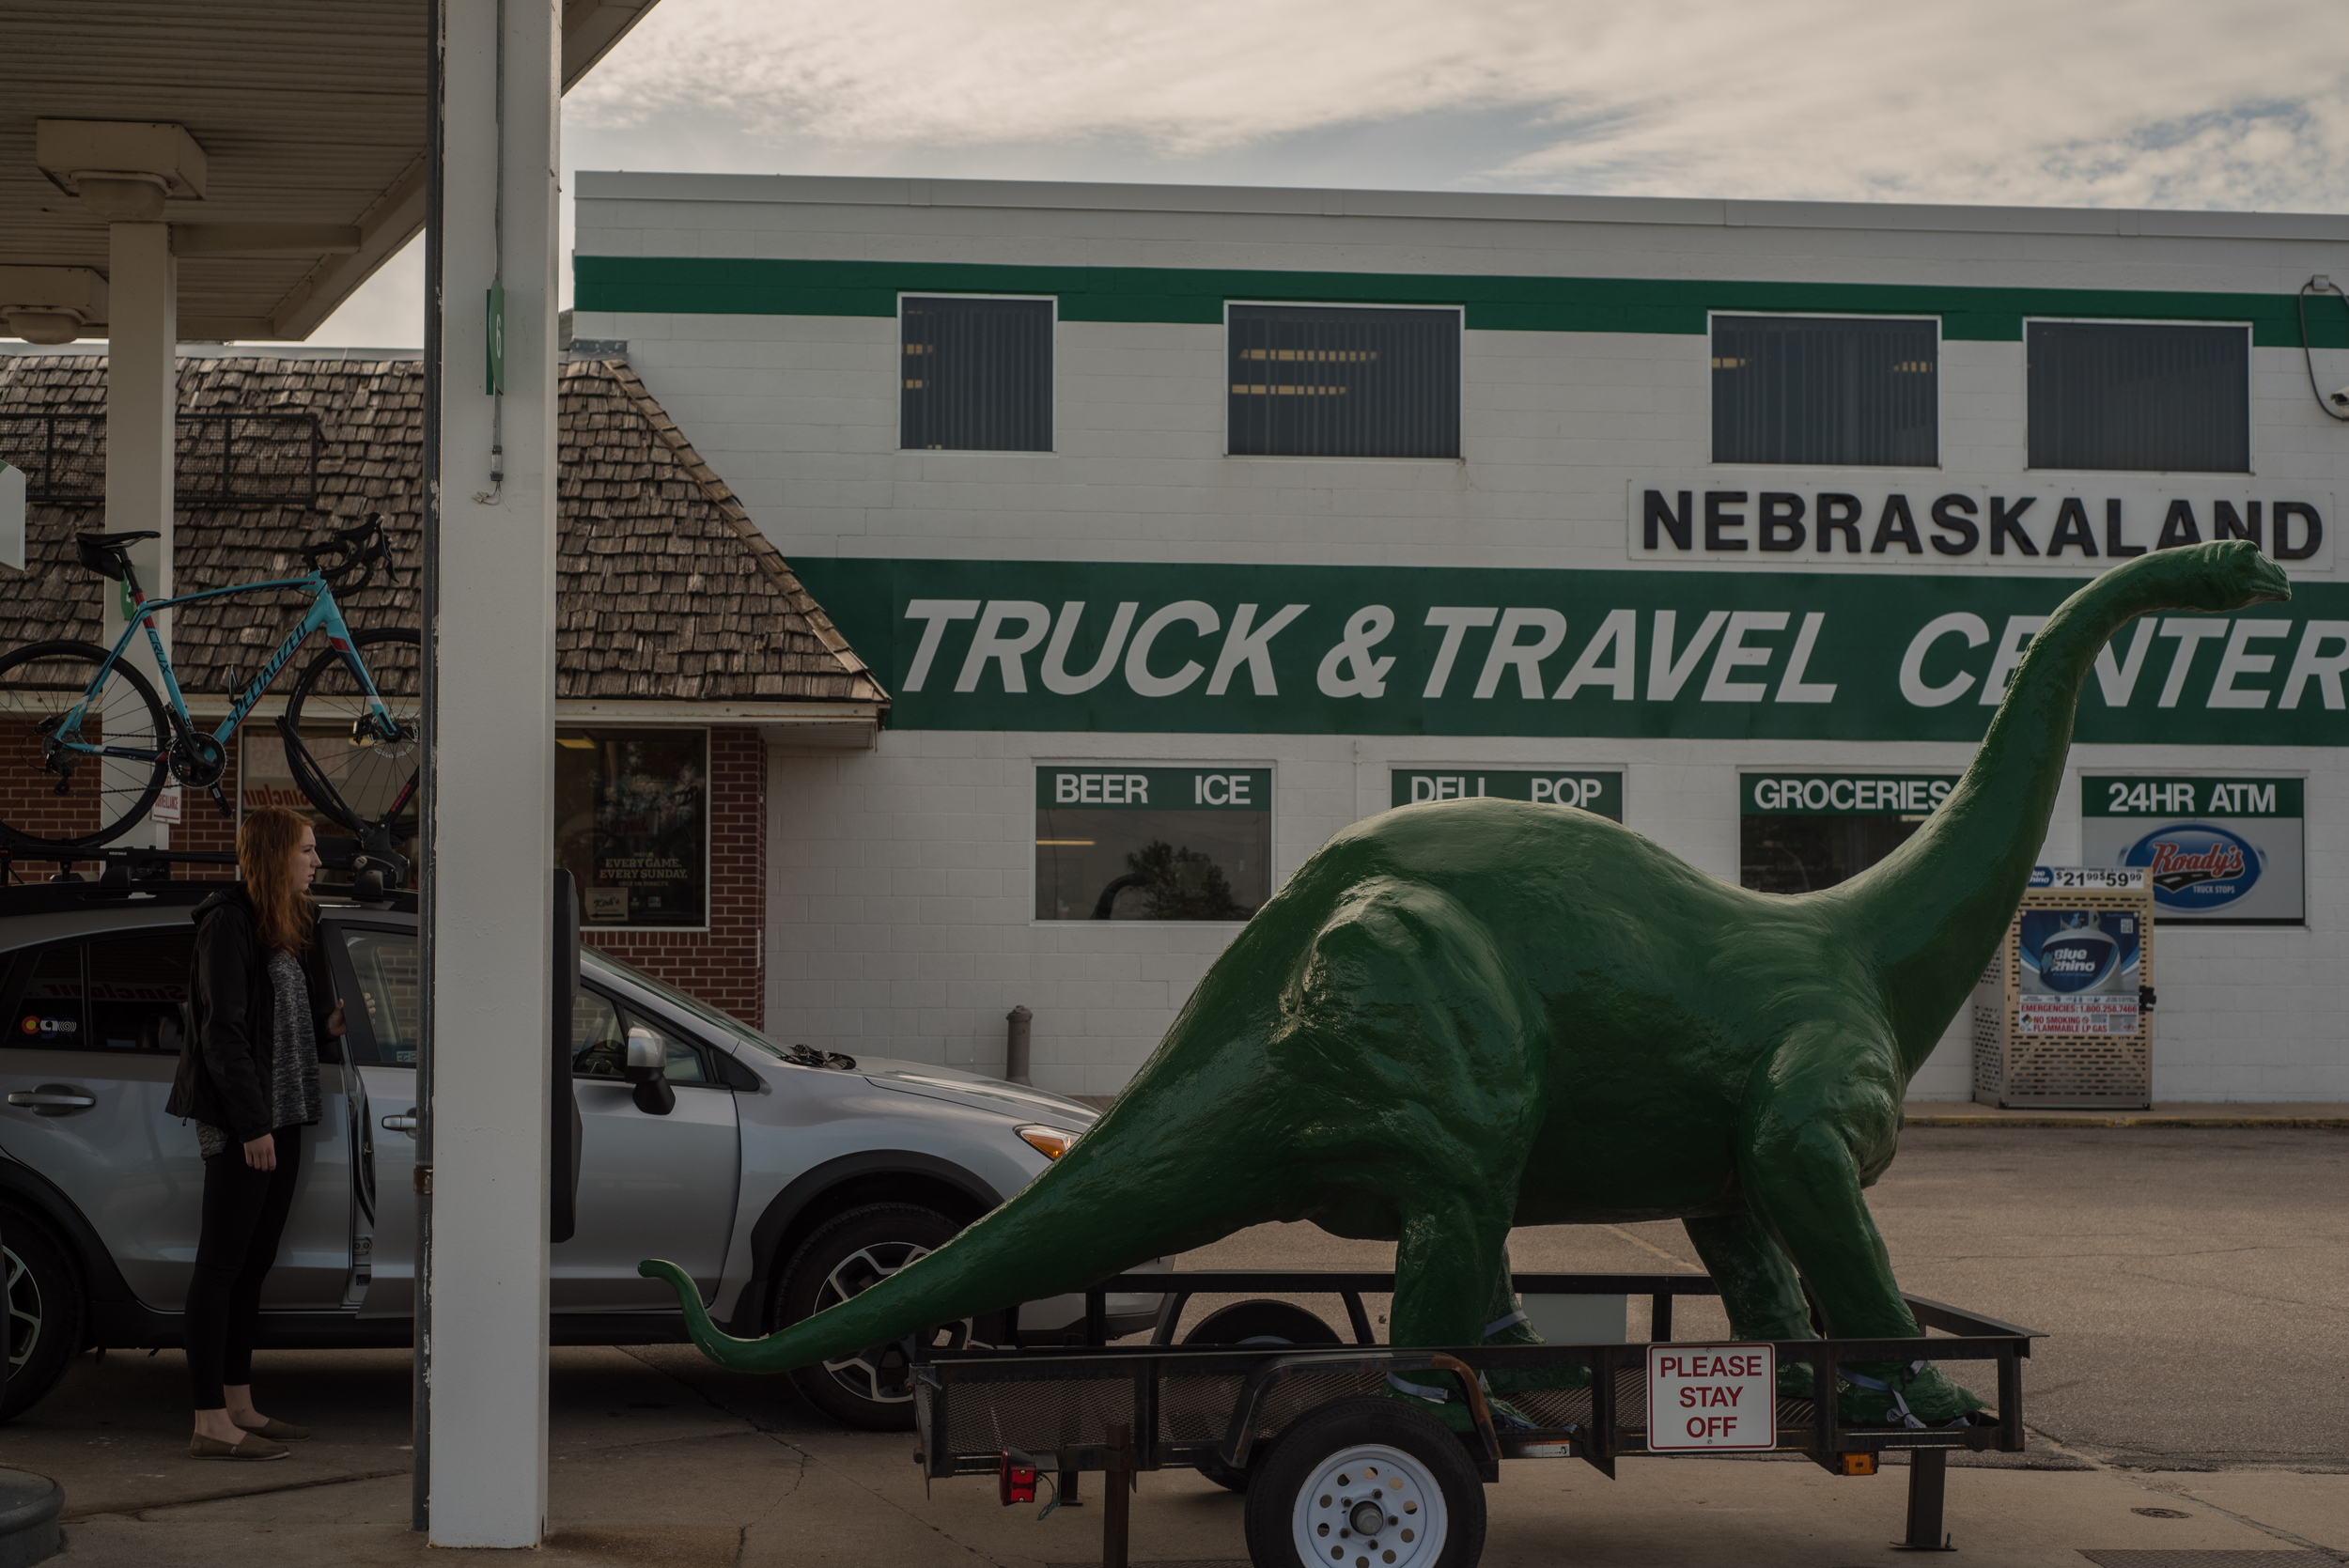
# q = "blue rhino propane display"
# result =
<box><xmin>2016</xmin><ymin>908</ymin><xmax>2141</xmax><ymax>1033</ymax></box>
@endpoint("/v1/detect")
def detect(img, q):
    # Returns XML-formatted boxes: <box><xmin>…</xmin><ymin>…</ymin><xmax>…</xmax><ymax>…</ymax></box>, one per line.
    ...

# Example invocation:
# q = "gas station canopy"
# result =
<box><xmin>0</xmin><ymin>0</ymin><xmax>661</xmax><ymax>341</ymax></box>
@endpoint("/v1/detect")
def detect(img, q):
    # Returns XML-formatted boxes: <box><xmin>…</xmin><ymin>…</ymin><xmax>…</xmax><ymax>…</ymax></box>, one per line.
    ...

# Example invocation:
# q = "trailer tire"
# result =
<box><xmin>1183</xmin><ymin>1301</ymin><xmax>1344</xmax><ymax>1491</ymax></box>
<box><xmin>1243</xmin><ymin>1396</ymin><xmax>1483</xmax><ymax>1568</ymax></box>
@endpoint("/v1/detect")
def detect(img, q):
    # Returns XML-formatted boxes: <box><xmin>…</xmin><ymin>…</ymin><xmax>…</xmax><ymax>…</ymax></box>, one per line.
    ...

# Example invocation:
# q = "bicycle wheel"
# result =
<box><xmin>282</xmin><ymin>629</ymin><xmax>422</xmax><ymax>836</ymax></box>
<box><xmin>0</xmin><ymin>640</ymin><xmax>170</xmax><ymax>851</ymax></box>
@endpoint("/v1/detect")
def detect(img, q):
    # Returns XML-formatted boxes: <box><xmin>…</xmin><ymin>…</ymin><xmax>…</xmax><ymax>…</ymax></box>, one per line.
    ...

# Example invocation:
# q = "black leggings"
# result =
<box><xmin>185</xmin><ymin>1127</ymin><xmax>302</xmax><ymax>1409</ymax></box>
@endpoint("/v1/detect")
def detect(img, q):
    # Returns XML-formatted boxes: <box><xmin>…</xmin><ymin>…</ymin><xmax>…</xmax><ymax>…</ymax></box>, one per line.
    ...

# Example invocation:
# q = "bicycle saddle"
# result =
<box><xmin>74</xmin><ymin>531</ymin><xmax>160</xmax><ymax>581</ymax></box>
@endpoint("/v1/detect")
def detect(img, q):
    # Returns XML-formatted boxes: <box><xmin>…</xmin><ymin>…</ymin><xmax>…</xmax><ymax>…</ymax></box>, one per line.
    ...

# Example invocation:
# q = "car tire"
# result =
<box><xmin>0</xmin><ymin>1210</ymin><xmax>84</xmax><ymax>1423</ymax></box>
<box><xmin>1182</xmin><ymin>1300</ymin><xmax>1345</xmax><ymax>1491</ymax></box>
<box><xmin>1242</xmin><ymin>1395</ymin><xmax>1485</xmax><ymax>1568</ymax></box>
<box><xmin>770</xmin><ymin>1203</ymin><xmax>1007</xmax><ymax>1432</ymax></box>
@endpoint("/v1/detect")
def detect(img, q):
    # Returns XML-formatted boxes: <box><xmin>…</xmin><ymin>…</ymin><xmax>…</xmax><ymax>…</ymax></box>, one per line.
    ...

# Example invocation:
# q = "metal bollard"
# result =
<box><xmin>1005</xmin><ymin>1004</ymin><xmax>1033</xmax><ymax>1086</ymax></box>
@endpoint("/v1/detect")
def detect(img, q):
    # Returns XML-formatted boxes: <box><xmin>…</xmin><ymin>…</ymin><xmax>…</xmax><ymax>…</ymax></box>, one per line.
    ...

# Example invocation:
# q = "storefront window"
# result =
<box><xmin>1739</xmin><ymin>772</ymin><xmax>1958</xmax><ymax>895</ymax></box>
<box><xmin>556</xmin><ymin>730</ymin><xmax>709</xmax><ymax>930</ymax></box>
<box><xmin>1035</xmin><ymin>766</ymin><xmax>1270</xmax><ymax>921</ymax></box>
<box><xmin>1390</xmin><ymin>768</ymin><xmax>1623</xmax><ymax>821</ymax></box>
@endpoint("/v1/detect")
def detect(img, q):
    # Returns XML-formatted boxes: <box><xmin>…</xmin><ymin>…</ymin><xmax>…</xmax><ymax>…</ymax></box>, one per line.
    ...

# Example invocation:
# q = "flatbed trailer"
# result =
<box><xmin>912</xmin><ymin>1269</ymin><xmax>2041</xmax><ymax>1568</ymax></box>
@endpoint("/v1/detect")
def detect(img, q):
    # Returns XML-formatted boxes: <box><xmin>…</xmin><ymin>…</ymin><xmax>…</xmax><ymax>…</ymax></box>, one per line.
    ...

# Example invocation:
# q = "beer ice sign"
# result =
<box><xmin>1646</xmin><ymin>1343</ymin><xmax>1776</xmax><ymax>1452</ymax></box>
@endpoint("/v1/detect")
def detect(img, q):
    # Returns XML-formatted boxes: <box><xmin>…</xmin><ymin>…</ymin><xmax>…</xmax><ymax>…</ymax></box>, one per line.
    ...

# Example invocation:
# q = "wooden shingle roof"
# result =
<box><xmin>0</xmin><ymin>353</ymin><xmax>886</xmax><ymax>708</ymax></box>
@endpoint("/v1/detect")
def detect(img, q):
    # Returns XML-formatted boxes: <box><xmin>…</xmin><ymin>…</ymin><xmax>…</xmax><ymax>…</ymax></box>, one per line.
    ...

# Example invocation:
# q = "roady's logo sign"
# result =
<box><xmin>2123</xmin><ymin>823</ymin><xmax>2263</xmax><ymax>911</ymax></box>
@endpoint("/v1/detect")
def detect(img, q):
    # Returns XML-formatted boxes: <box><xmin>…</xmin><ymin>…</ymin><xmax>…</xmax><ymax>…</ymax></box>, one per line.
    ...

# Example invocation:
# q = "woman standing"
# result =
<box><xmin>166</xmin><ymin>805</ymin><xmax>345</xmax><ymax>1460</ymax></box>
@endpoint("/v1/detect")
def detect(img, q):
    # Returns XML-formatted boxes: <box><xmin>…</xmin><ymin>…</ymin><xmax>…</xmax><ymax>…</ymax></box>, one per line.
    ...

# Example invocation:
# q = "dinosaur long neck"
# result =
<box><xmin>1841</xmin><ymin>556</ymin><xmax>2193</xmax><ymax>1077</ymax></box>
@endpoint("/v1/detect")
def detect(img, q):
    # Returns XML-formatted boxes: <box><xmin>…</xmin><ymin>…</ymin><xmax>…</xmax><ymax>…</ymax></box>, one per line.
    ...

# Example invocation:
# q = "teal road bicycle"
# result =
<box><xmin>0</xmin><ymin>516</ymin><xmax>420</xmax><ymax>853</ymax></box>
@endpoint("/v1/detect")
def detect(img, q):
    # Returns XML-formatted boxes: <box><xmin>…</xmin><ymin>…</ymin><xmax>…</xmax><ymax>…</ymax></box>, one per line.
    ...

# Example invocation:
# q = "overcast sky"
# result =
<box><xmin>306</xmin><ymin>0</ymin><xmax>2349</xmax><ymax>347</ymax></box>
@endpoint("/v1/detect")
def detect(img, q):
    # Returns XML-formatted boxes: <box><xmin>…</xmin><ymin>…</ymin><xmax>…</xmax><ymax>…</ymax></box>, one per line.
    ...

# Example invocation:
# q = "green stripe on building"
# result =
<box><xmin>574</xmin><ymin>256</ymin><xmax>2349</xmax><ymax>347</ymax></box>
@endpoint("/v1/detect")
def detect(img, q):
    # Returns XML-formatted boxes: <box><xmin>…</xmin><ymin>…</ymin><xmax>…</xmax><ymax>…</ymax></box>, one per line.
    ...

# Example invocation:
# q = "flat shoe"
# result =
<box><xmin>237</xmin><ymin>1418</ymin><xmax>309</xmax><ymax>1440</ymax></box>
<box><xmin>192</xmin><ymin>1432</ymin><xmax>288</xmax><ymax>1461</ymax></box>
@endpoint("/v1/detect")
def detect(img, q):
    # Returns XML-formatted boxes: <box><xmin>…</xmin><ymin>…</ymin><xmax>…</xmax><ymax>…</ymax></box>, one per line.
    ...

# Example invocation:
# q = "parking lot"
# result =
<box><xmin>13</xmin><ymin>1126</ymin><xmax>2348</xmax><ymax>1565</ymax></box>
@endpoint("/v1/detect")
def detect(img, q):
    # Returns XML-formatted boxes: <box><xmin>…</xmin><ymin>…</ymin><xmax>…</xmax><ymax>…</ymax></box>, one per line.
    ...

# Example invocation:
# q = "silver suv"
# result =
<box><xmin>0</xmin><ymin>881</ymin><xmax>1158</xmax><ymax>1427</ymax></box>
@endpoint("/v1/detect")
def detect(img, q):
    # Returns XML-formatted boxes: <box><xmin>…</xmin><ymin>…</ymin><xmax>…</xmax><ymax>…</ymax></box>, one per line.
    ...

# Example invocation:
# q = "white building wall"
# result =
<box><xmin>586</xmin><ymin>176</ymin><xmax>2349</xmax><ymax>1101</ymax></box>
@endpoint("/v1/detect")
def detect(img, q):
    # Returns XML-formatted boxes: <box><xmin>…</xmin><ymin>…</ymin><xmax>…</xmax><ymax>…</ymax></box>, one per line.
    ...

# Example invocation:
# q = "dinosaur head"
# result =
<box><xmin>2166</xmin><ymin>538</ymin><xmax>2294</xmax><ymax>613</ymax></box>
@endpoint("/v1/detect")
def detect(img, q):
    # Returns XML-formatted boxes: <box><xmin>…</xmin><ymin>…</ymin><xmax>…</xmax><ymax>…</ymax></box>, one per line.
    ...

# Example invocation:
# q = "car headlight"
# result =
<box><xmin>1017</xmin><ymin>1125</ymin><xmax>1078</xmax><ymax>1160</ymax></box>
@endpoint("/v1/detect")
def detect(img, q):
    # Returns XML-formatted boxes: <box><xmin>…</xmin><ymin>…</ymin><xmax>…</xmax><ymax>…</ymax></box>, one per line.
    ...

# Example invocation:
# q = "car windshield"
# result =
<box><xmin>583</xmin><ymin>949</ymin><xmax>804</xmax><ymax>1063</ymax></box>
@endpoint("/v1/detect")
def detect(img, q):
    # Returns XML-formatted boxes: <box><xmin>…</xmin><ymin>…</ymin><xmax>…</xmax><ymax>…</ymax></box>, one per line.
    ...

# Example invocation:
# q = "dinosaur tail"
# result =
<box><xmin>640</xmin><ymin>1046</ymin><xmax>1286</xmax><ymax>1374</ymax></box>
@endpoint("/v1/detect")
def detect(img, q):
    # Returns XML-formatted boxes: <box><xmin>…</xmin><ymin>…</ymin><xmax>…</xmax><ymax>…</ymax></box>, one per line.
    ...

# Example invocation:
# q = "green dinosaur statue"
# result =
<box><xmin>646</xmin><ymin>541</ymin><xmax>2289</xmax><ymax>1427</ymax></box>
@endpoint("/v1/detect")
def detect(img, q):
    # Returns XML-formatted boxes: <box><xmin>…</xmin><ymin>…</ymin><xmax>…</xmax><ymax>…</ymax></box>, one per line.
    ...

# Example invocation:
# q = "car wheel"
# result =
<box><xmin>1242</xmin><ymin>1396</ymin><xmax>1485</xmax><ymax>1568</ymax></box>
<box><xmin>1183</xmin><ymin>1300</ymin><xmax>1345</xmax><ymax>1491</ymax></box>
<box><xmin>0</xmin><ymin>1211</ymin><xmax>84</xmax><ymax>1422</ymax></box>
<box><xmin>770</xmin><ymin>1203</ymin><xmax>1007</xmax><ymax>1431</ymax></box>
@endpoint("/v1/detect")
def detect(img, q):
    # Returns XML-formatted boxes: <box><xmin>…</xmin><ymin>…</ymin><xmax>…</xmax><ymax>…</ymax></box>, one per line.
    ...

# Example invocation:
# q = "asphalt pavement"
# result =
<box><xmin>8</xmin><ymin>1124</ymin><xmax>2344</xmax><ymax>1564</ymax></box>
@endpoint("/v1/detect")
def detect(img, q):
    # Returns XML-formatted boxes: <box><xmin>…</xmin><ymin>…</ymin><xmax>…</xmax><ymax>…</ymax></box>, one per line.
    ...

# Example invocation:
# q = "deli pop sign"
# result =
<box><xmin>1646</xmin><ymin>1343</ymin><xmax>1777</xmax><ymax>1452</ymax></box>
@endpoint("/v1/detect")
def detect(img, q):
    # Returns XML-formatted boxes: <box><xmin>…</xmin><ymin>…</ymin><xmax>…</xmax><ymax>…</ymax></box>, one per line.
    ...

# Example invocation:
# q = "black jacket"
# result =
<box><xmin>165</xmin><ymin>886</ymin><xmax>333</xmax><ymax>1143</ymax></box>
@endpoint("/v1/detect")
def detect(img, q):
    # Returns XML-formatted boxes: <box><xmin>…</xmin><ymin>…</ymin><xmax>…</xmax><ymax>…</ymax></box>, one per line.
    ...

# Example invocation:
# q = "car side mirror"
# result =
<box><xmin>623</xmin><ymin>1028</ymin><xmax>675</xmax><ymax>1116</ymax></box>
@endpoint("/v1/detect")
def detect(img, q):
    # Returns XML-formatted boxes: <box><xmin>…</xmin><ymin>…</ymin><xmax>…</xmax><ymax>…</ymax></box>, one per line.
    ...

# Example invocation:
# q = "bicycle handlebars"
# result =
<box><xmin>301</xmin><ymin>515</ymin><xmax>398</xmax><ymax>594</ymax></box>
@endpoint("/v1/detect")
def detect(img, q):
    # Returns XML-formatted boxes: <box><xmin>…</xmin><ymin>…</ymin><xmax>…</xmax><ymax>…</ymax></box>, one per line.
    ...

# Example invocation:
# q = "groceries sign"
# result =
<box><xmin>792</xmin><ymin>558</ymin><xmax>2349</xmax><ymax>745</ymax></box>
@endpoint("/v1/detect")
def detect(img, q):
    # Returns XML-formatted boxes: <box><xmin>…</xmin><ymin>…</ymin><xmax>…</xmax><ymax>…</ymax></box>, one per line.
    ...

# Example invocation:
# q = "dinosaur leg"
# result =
<box><xmin>1683</xmin><ymin>1213</ymin><xmax>1820</xmax><ymax>1397</ymax></box>
<box><xmin>1480</xmin><ymin>1246</ymin><xmax>1594</xmax><ymax>1397</ymax></box>
<box><xmin>1273</xmin><ymin>876</ymin><xmax>1550</xmax><ymax>1430</ymax></box>
<box><xmin>1386</xmin><ymin>1187</ymin><xmax>1520</xmax><ymax>1432</ymax></box>
<box><xmin>1740</xmin><ymin>1027</ymin><xmax>1985</xmax><ymax>1426</ymax></box>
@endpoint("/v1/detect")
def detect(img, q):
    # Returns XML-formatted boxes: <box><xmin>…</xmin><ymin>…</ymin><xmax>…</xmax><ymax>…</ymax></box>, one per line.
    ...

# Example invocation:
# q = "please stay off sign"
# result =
<box><xmin>1646</xmin><ymin>1343</ymin><xmax>1777</xmax><ymax>1452</ymax></box>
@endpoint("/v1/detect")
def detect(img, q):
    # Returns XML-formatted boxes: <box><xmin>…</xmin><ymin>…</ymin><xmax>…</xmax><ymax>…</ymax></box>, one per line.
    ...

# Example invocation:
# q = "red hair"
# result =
<box><xmin>238</xmin><ymin>806</ymin><xmax>315</xmax><ymax>955</ymax></box>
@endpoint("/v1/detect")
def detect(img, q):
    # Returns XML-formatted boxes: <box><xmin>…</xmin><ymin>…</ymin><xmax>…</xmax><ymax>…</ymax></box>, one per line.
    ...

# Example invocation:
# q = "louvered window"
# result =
<box><xmin>1227</xmin><ymin>304</ymin><xmax>1460</xmax><ymax>458</ymax></box>
<box><xmin>2027</xmin><ymin>321</ymin><xmax>2249</xmax><ymax>473</ymax></box>
<box><xmin>900</xmin><ymin>297</ymin><xmax>1053</xmax><ymax>452</ymax></box>
<box><xmin>1711</xmin><ymin>316</ymin><xmax>1938</xmax><ymax>467</ymax></box>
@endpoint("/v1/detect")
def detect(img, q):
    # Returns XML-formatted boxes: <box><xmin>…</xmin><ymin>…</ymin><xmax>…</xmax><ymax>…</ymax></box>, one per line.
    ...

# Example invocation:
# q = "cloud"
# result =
<box><xmin>304</xmin><ymin>0</ymin><xmax>2349</xmax><ymax>346</ymax></box>
<box><xmin>568</xmin><ymin>0</ymin><xmax>2349</xmax><ymax>208</ymax></box>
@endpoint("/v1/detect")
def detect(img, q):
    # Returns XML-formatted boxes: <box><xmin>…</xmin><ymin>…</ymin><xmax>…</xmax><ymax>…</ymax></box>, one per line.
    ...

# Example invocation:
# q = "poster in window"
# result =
<box><xmin>556</xmin><ymin>730</ymin><xmax>708</xmax><ymax>929</ymax></box>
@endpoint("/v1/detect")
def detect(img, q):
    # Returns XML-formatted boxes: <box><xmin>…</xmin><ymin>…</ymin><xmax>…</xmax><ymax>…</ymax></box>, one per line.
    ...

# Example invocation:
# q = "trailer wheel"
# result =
<box><xmin>1243</xmin><ymin>1396</ymin><xmax>1484</xmax><ymax>1568</ymax></box>
<box><xmin>1185</xmin><ymin>1300</ymin><xmax>1345</xmax><ymax>1492</ymax></box>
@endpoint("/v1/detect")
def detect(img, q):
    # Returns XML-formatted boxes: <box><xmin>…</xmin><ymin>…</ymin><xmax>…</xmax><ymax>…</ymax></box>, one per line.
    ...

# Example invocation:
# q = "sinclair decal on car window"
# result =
<box><xmin>2080</xmin><ymin>776</ymin><xmax>2304</xmax><ymax>924</ymax></box>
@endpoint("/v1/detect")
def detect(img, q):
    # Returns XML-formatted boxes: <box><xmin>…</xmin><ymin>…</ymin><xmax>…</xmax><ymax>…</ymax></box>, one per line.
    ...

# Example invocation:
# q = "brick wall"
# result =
<box><xmin>0</xmin><ymin>716</ymin><xmax>236</xmax><ymax>877</ymax></box>
<box><xmin>583</xmin><ymin>725</ymin><xmax>765</xmax><ymax>1028</ymax></box>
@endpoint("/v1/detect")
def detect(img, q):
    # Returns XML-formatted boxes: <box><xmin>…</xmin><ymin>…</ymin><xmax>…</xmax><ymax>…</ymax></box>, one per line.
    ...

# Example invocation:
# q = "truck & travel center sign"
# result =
<box><xmin>791</xmin><ymin>558</ymin><xmax>2349</xmax><ymax>745</ymax></box>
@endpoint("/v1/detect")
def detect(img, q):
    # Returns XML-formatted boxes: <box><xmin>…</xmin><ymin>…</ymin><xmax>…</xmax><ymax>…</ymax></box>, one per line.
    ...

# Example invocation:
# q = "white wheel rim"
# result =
<box><xmin>1290</xmin><ymin>1442</ymin><xmax>1446</xmax><ymax>1568</ymax></box>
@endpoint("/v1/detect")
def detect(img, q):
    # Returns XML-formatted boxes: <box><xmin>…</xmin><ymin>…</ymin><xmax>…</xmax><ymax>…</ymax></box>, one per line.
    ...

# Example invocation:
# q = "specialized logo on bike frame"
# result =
<box><xmin>2121</xmin><ymin>823</ymin><xmax>2263</xmax><ymax>910</ymax></box>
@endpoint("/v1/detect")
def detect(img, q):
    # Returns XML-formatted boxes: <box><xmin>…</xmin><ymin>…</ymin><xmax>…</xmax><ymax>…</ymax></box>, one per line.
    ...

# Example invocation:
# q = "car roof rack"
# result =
<box><xmin>0</xmin><ymin>834</ymin><xmax>408</xmax><ymax>905</ymax></box>
<box><xmin>0</xmin><ymin>843</ymin><xmax>239</xmax><ymax>891</ymax></box>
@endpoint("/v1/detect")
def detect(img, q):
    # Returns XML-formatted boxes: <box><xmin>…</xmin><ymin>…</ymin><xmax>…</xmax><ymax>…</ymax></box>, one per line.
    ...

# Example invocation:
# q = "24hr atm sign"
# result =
<box><xmin>791</xmin><ymin>558</ymin><xmax>2349</xmax><ymax>744</ymax></box>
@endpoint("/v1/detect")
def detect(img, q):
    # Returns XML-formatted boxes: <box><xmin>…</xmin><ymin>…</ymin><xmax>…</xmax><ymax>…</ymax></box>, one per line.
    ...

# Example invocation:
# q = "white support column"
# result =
<box><xmin>426</xmin><ymin>0</ymin><xmax>559</xmax><ymax>1546</ymax></box>
<box><xmin>103</xmin><ymin>221</ymin><xmax>175</xmax><ymax>848</ymax></box>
